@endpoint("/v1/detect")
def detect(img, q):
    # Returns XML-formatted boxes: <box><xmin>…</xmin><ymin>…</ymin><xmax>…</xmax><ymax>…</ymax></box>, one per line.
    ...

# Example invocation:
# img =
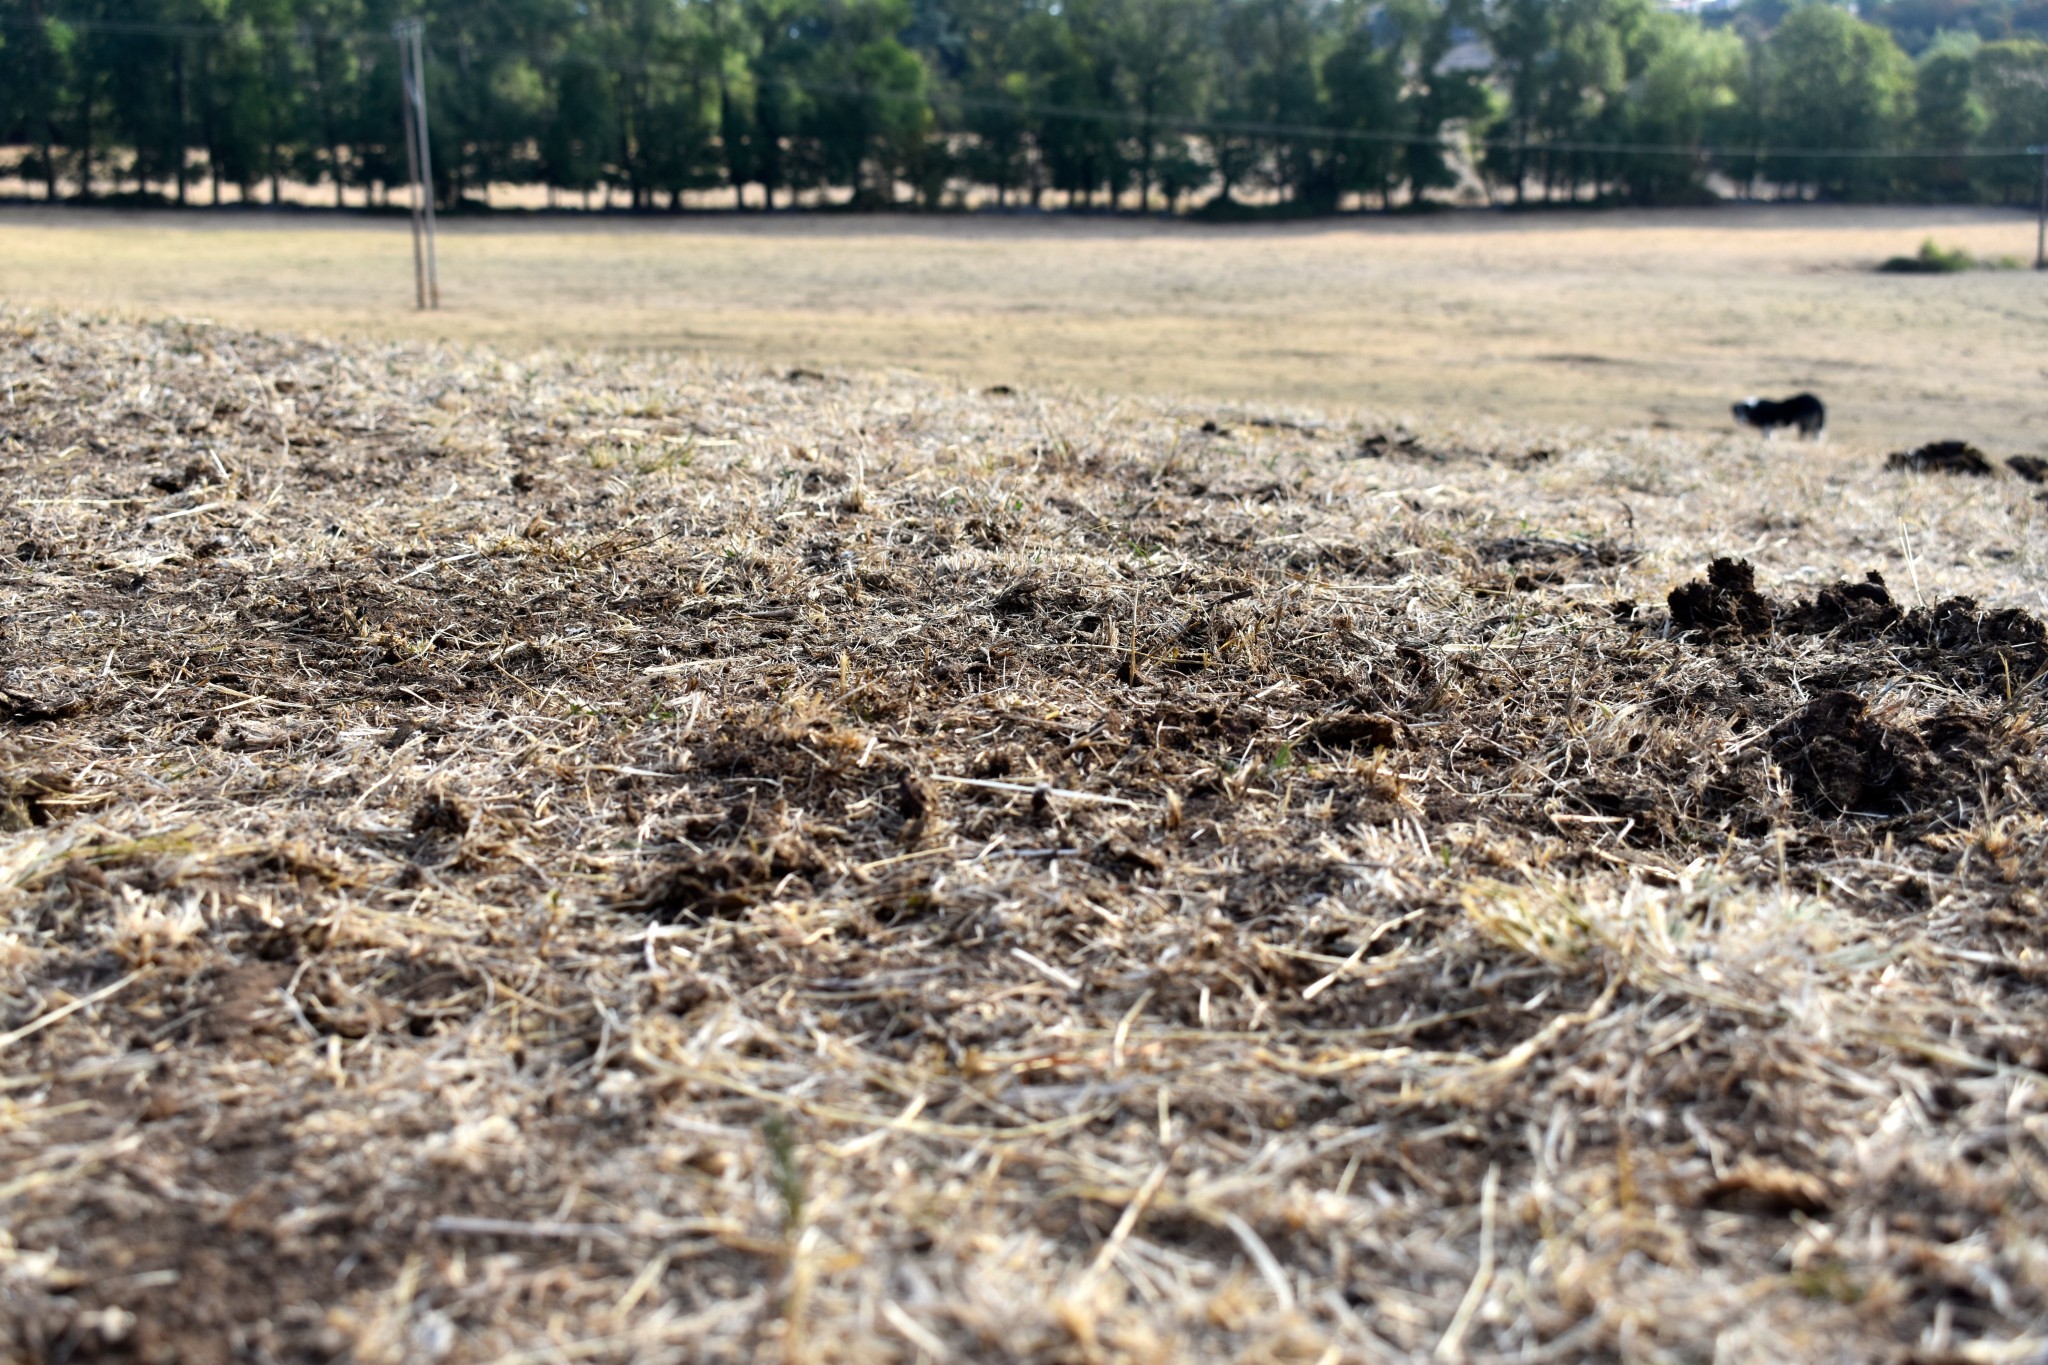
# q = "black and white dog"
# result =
<box><xmin>1732</xmin><ymin>393</ymin><xmax>1826</xmax><ymax>439</ymax></box>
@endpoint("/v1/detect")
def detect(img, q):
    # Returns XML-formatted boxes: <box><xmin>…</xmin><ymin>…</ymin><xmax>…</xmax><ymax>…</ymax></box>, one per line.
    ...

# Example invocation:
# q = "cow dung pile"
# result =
<box><xmin>1886</xmin><ymin>439</ymin><xmax>1993</xmax><ymax>476</ymax></box>
<box><xmin>4</xmin><ymin>310</ymin><xmax>2048</xmax><ymax>1363</ymax></box>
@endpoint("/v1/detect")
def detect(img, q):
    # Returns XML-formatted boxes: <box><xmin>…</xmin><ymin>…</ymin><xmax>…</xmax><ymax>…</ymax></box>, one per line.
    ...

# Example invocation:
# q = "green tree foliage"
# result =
<box><xmin>1910</xmin><ymin>30</ymin><xmax>1986</xmax><ymax>197</ymax></box>
<box><xmin>1484</xmin><ymin>0</ymin><xmax>1555</xmax><ymax>202</ymax></box>
<box><xmin>1761</xmin><ymin>3</ymin><xmax>1914</xmax><ymax>198</ymax></box>
<box><xmin>1400</xmin><ymin>0</ymin><xmax>1495</xmax><ymax>201</ymax></box>
<box><xmin>1111</xmin><ymin>0</ymin><xmax>1209</xmax><ymax>210</ymax></box>
<box><xmin>1969</xmin><ymin>37</ymin><xmax>2048</xmax><ymax>201</ymax></box>
<box><xmin>0</xmin><ymin>0</ymin><xmax>2042</xmax><ymax>212</ymax></box>
<box><xmin>1617</xmin><ymin>12</ymin><xmax>1745</xmax><ymax>203</ymax></box>
<box><xmin>1321</xmin><ymin>3</ymin><xmax>1405</xmax><ymax>208</ymax></box>
<box><xmin>1858</xmin><ymin>0</ymin><xmax>2048</xmax><ymax>56</ymax></box>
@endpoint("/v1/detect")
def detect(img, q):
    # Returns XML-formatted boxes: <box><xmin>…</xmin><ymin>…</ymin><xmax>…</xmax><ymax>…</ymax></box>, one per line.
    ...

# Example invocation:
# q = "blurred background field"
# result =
<box><xmin>4</xmin><ymin>202</ymin><xmax>2042</xmax><ymax>451</ymax></box>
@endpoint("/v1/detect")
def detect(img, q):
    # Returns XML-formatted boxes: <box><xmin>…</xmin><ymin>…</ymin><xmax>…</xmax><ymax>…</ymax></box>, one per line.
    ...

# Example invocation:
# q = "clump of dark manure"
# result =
<box><xmin>1886</xmin><ymin>440</ymin><xmax>1993</xmax><ymax>476</ymax></box>
<box><xmin>1668</xmin><ymin>556</ymin><xmax>1774</xmax><ymax>636</ymax></box>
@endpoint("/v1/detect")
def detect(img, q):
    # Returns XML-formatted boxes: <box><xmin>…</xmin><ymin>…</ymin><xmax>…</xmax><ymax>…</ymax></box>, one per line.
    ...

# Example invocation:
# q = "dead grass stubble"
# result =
<box><xmin>2</xmin><ymin>308</ymin><xmax>2048</xmax><ymax>1363</ymax></box>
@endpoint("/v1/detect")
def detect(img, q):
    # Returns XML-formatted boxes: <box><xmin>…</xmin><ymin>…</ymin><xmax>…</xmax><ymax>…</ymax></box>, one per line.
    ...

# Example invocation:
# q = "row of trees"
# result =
<box><xmin>1</xmin><ymin>0</ymin><xmax>2045</xmax><ymax>213</ymax></box>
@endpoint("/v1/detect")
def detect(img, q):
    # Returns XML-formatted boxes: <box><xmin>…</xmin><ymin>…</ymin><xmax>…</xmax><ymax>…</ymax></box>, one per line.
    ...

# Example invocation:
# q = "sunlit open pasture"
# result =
<box><xmin>2</xmin><ymin>202</ymin><xmax>2043</xmax><ymax>451</ymax></box>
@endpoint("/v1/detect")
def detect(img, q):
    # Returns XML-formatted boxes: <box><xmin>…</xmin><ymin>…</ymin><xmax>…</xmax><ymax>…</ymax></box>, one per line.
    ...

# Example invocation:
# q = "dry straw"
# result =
<box><xmin>2</xmin><ymin>306</ymin><xmax>2046</xmax><ymax>1362</ymax></box>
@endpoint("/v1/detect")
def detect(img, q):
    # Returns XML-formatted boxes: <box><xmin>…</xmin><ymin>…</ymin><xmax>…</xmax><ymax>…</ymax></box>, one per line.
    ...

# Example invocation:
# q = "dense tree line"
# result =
<box><xmin>1</xmin><ymin>0</ymin><xmax>2045</xmax><ymax>212</ymax></box>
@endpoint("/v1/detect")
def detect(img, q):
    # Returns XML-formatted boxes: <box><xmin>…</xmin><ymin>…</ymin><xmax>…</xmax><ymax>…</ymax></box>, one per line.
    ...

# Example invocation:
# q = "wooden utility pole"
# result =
<box><xmin>394</xmin><ymin>20</ymin><xmax>440</xmax><ymax>308</ymax></box>
<box><xmin>2034</xmin><ymin>145</ymin><xmax>2047</xmax><ymax>271</ymax></box>
<box><xmin>396</xmin><ymin>29</ymin><xmax>426</xmax><ymax>310</ymax></box>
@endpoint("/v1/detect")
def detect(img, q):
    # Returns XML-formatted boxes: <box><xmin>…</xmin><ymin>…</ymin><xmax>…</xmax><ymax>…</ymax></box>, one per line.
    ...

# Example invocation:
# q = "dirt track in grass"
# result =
<box><xmin>3</xmin><ymin>308</ymin><xmax>2048</xmax><ymax>1362</ymax></box>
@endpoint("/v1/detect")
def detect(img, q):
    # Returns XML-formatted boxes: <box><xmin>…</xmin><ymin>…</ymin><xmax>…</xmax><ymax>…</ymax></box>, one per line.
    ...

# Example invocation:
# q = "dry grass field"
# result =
<box><xmin>3</xmin><ymin>302</ymin><xmax>2048</xmax><ymax>1363</ymax></box>
<box><xmin>1</xmin><ymin>203</ymin><xmax>2044</xmax><ymax>450</ymax></box>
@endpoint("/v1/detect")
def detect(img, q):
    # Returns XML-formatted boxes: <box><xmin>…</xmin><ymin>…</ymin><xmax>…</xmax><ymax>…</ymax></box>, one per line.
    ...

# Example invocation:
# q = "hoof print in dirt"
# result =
<box><xmin>990</xmin><ymin>579</ymin><xmax>1039</xmax><ymax>615</ymax></box>
<box><xmin>619</xmin><ymin>859</ymin><xmax>758</xmax><ymax>923</ymax></box>
<box><xmin>410</xmin><ymin>793</ymin><xmax>472</xmax><ymax>838</ymax></box>
<box><xmin>1881</xmin><ymin>594</ymin><xmax>2048</xmax><ymax>694</ymax></box>
<box><xmin>2008</xmin><ymin>455</ymin><xmax>2048</xmax><ymax>485</ymax></box>
<box><xmin>1781</xmin><ymin>570</ymin><xmax>1902</xmax><ymax>636</ymax></box>
<box><xmin>1</xmin><ymin>685</ymin><xmax>84</xmax><ymax>726</ymax></box>
<box><xmin>1669</xmin><ymin>557</ymin><xmax>1773</xmax><ymax>637</ymax></box>
<box><xmin>896</xmin><ymin>771</ymin><xmax>934</xmax><ymax>838</ymax></box>
<box><xmin>1770</xmin><ymin>692</ymin><xmax>1929</xmax><ymax>816</ymax></box>
<box><xmin>1305</xmin><ymin>712</ymin><xmax>1402</xmax><ymax>752</ymax></box>
<box><xmin>617</xmin><ymin>846</ymin><xmax>817</xmax><ymax>924</ymax></box>
<box><xmin>1354</xmin><ymin>431</ymin><xmax>1420</xmax><ymax>459</ymax></box>
<box><xmin>0</xmin><ymin>771</ymin><xmax>85</xmax><ymax>832</ymax></box>
<box><xmin>1886</xmin><ymin>441</ymin><xmax>1993</xmax><ymax>476</ymax></box>
<box><xmin>1921</xmin><ymin>595</ymin><xmax>2048</xmax><ymax>657</ymax></box>
<box><xmin>148</xmin><ymin>463</ymin><xmax>207</xmax><ymax>494</ymax></box>
<box><xmin>1668</xmin><ymin>561</ymin><xmax>2045</xmax><ymax>695</ymax></box>
<box><xmin>1769</xmin><ymin>691</ymin><xmax>2012</xmax><ymax>819</ymax></box>
<box><xmin>1479</xmin><ymin>536</ymin><xmax>1637</xmax><ymax>570</ymax></box>
<box><xmin>1701</xmin><ymin>1160</ymin><xmax>1834</xmax><ymax>1217</ymax></box>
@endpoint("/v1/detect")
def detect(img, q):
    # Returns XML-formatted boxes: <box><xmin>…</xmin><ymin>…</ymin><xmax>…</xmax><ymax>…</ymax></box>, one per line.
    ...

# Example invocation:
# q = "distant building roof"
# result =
<box><xmin>1435</xmin><ymin>36</ymin><xmax>1493</xmax><ymax>74</ymax></box>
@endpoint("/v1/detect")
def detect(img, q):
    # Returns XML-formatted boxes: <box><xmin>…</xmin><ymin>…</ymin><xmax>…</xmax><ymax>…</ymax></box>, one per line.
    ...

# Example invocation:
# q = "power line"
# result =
<box><xmin>2</xmin><ymin>11</ymin><xmax>2041</xmax><ymax>163</ymax></box>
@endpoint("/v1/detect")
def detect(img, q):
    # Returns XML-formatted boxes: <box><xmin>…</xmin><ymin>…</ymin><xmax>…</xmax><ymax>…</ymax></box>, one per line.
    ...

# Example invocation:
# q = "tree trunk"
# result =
<box><xmin>1514</xmin><ymin>111</ymin><xmax>1526</xmax><ymax>206</ymax></box>
<box><xmin>265</xmin><ymin>40</ymin><xmax>281</xmax><ymax>204</ymax></box>
<box><xmin>1139</xmin><ymin>101</ymin><xmax>1155</xmax><ymax>213</ymax></box>
<box><xmin>316</xmin><ymin>38</ymin><xmax>343</xmax><ymax>209</ymax></box>
<box><xmin>174</xmin><ymin>44</ymin><xmax>190</xmax><ymax>206</ymax></box>
<box><xmin>711</xmin><ymin>0</ymin><xmax>746</xmax><ymax>210</ymax></box>
<box><xmin>78</xmin><ymin>71</ymin><xmax>95</xmax><ymax>201</ymax></box>
<box><xmin>25</xmin><ymin>0</ymin><xmax>61</xmax><ymax>199</ymax></box>
<box><xmin>201</xmin><ymin>43</ymin><xmax>222</xmax><ymax>205</ymax></box>
<box><xmin>614</xmin><ymin>73</ymin><xmax>643</xmax><ymax>211</ymax></box>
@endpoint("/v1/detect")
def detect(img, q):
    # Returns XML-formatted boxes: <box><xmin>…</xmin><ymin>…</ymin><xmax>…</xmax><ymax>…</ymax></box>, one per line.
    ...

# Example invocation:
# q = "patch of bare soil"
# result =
<box><xmin>3</xmin><ymin>310</ymin><xmax>2048</xmax><ymax>1363</ymax></box>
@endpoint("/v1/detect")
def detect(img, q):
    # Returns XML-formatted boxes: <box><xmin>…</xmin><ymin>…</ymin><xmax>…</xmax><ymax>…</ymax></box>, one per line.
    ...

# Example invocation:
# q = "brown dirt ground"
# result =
<box><xmin>3</xmin><ymin>308</ymin><xmax>2048</xmax><ymax>1363</ymax></box>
